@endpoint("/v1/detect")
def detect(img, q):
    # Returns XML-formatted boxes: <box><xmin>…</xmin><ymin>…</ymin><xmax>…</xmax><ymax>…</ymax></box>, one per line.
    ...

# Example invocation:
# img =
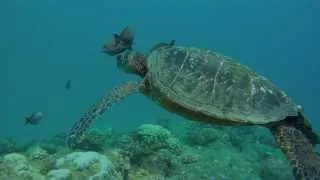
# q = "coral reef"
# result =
<box><xmin>37</xmin><ymin>132</ymin><xmax>67</xmax><ymax>154</ymax></box>
<box><xmin>0</xmin><ymin>121</ymin><xmax>297</xmax><ymax>179</ymax></box>
<box><xmin>55</xmin><ymin>151</ymin><xmax>122</xmax><ymax>180</ymax></box>
<box><xmin>47</xmin><ymin>169</ymin><xmax>71</xmax><ymax>180</ymax></box>
<box><xmin>0</xmin><ymin>138</ymin><xmax>28</xmax><ymax>155</ymax></box>
<box><xmin>132</xmin><ymin>124</ymin><xmax>182</xmax><ymax>155</ymax></box>
<box><xmin>71</xmin><ymin>128</ymin><xmax>115</xmax><ymax>152</ymax></box>
<box><xmin>184</xmin><ymin>124</ymin><xmax>220</xmax><ymax>146</ymax></box>
<box><xmin>1</xmin><ymin>153</ymin><xmax>45</xmax><ymax>179</ymax></box>
<box><xmin>26</xmin><ymin>145</ymin><xmax>49</xmax><ymax>160</ymax></box>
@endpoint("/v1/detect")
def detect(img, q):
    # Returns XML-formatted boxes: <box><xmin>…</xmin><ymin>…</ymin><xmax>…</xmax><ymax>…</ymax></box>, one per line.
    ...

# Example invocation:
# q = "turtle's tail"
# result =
<box><xmin>270</xmin><ymin>124</ymin><xmax>320</xmax><ymax>179</ymax></box>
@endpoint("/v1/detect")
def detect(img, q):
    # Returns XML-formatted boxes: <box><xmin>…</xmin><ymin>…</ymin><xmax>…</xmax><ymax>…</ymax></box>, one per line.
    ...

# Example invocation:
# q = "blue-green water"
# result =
<box><xmin>1</xmin><ymin>1</ymin><xmax>320</xmax><ymax>179</ymax></box>
<box><xmin>1</xmin><ymin>0</ymin><xmax>319</xmax><ymax>150</ymax></box>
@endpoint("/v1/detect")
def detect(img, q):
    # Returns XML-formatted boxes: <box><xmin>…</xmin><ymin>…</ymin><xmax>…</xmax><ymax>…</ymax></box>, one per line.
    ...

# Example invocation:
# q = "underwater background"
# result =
<box><xmin>1</xmin><ymin>0</ymin><xmax>320</xmax><ymax>179</ymax></box>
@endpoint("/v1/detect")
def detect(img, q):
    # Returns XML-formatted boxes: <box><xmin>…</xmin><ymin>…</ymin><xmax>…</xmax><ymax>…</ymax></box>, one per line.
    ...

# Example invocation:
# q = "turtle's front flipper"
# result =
<box><xmin>66</xmin><ymin>81</ymin><xmax>142</xmax><ymax>148</ymax></box>
<box><xmin>270</xmin><ymin>125</ymin><xmax>320</xmax><ymax>179</ymax></box>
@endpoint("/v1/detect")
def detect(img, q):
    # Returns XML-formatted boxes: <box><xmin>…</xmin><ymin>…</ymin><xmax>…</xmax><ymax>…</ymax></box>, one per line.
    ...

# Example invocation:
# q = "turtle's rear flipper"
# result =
<box><xmin>271</xmin><ymin>125</ymin><xmax>320</xmax><ymax>179</ymax></box>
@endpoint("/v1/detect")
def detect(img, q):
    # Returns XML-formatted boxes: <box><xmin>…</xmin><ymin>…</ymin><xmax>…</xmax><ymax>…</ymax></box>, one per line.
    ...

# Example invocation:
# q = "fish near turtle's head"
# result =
<box><xmin>115</xmin><ymin>26</ymin><xmax>134</xmax><ymax>47</ymax></box>
<box><xmin>102</xmin><ymin>26</ymin><xmax>146</xmax><ymax>77</ymax></box>
<box><xmin>101</xmin><ymin>26</ymin><xmax>134</xmax><ymax>56</ymax></box>
<box><xmin>116</xmin><ymin>51</ymin><xmax>147</xmax><ymax>78</ymax></box>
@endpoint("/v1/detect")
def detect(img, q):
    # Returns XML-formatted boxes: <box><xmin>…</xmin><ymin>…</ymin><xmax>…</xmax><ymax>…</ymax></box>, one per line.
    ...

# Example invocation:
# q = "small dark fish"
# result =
<box><xmin>102</xmin><ymin>26</ymin><xmax>134</xmax><ymax>56</ymax></box>
<box><xmin>25</xmin><ymin>111</ymin><xmax>44</xmax><ymax>125</ymax></box>
<box><xmin>65</xmin><ymin>80</ymin><xmax>72</xmax><ymax>90</ymax></box>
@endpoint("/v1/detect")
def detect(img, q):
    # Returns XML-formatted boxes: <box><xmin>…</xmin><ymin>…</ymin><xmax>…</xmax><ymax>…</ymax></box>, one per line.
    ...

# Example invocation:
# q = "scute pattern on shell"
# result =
<box><xmin>146</xmin><ymin>46</ymin><xmax>299</xmax><ymax>124</ymax></box>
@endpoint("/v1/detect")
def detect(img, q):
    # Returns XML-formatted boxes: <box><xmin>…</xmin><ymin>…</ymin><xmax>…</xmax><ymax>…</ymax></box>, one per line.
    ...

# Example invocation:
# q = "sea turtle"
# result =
<box><xmin>66</xmin><ymin>29</ymin><xmax>320</xmax><ymax>179</ymax></box>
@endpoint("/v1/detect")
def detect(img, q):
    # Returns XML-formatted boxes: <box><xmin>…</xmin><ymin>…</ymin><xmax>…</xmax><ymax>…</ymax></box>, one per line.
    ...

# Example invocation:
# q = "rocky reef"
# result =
<box><xmin>0</xmin><ymin>120</ymin><xmax>296</xmax><ymax>180</ymax></box>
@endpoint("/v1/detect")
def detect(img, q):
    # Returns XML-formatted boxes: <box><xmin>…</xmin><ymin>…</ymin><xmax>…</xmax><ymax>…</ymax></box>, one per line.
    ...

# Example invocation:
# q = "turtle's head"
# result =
<box><xmin>116</xmin><ymin>51</ymin><xmax>147</xmax><ymax>77</ymax></box>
